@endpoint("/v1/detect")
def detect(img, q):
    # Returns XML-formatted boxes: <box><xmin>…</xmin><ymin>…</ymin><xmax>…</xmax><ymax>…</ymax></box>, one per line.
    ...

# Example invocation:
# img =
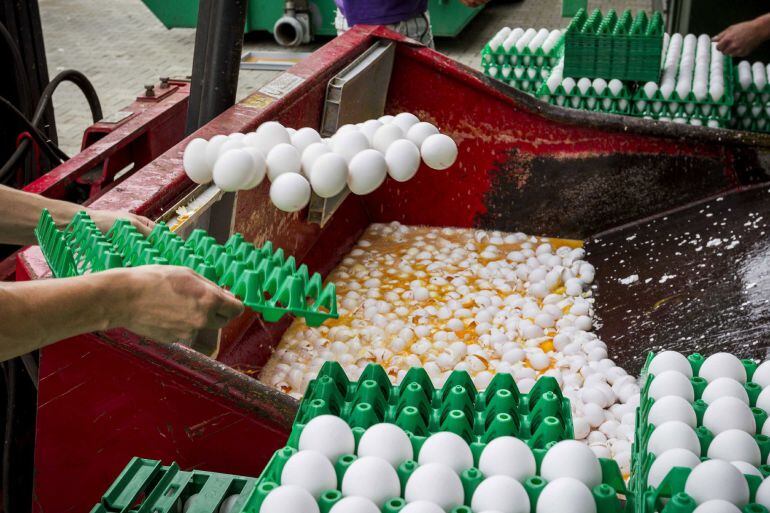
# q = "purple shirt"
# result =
<box><xmin>335</xmin><ymin>0</ymin><xmax>428</xmax><ymax>26</ymax></box>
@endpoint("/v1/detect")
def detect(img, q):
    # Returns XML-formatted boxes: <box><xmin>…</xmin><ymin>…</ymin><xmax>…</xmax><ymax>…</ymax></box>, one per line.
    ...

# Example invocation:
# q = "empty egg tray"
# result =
<box><xmin>34</xmin><ymin>209</ymin><xmax>337</xmax><ymax>326</ymax></box>
<box><xmin>632</xmin><ymin>351</ymin><xmax>770</xmax><ymax>513</ymax></box>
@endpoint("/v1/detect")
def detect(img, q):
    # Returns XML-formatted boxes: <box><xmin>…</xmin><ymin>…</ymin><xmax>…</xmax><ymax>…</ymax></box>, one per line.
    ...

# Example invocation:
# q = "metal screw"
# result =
<box><xmin>159</xmin><ymin>77</ymin><xmax>170</xmax><ymax>89</ymax></box>
<box><xmin>144</xmin><ymin>84</ymin><xmax>155</xmax><ymax>97</ymax></box>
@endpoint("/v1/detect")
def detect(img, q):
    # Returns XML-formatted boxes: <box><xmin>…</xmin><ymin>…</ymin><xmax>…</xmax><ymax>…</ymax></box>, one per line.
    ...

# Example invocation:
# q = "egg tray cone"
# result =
<box><xmin>87</xmin><ymin>456</ymin><xmax>257</xmax><ymax>513</ymax></box>
<box><xmin>632</xmin><ymin>351</ymin><xmax>770</xmax><ymax>513</ymax></box>
<box><xmin>34</xmin><ymin>209</ymin><xmax>338</xmax><ymax>327</ymax></box>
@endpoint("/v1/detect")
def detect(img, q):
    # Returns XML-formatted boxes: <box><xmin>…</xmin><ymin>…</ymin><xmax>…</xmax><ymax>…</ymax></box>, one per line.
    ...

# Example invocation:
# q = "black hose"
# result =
<box><xmin>0</xmin><ymin>96</ymin><xmax>68</xmax><ymax>170</ymax></box>
<box><xmin>0</xmin><ymin>70</ymin><xmax>102</xmax><ymax>183</ymax></box>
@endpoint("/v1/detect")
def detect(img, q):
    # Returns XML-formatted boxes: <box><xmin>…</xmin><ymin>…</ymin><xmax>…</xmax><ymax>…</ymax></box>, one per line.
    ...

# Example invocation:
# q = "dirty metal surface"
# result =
<box><xmin>589</xmin><ymin>183</ymin><xmax>770</xmax><ymax>375</ymax></box>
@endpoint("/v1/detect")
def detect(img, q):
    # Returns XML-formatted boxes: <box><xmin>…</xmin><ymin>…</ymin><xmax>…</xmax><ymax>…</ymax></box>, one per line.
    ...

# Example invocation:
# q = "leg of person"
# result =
<box><xmin>388</xmin><ymin>12</ymin><xmax>434</xmax><ymax>49</ymax></box>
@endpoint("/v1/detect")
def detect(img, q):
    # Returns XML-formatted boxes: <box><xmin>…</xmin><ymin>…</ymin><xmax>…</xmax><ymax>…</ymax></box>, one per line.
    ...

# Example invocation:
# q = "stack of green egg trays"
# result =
<box><xmin>89</xmin><ymin>456</ymin><xmax>257</xmax><ymax>513</ymax></box>
<box><xmin>632</xmin><ymin>352</ymin><xmax>770</xmax><ymax>513</ymax></box>
<box><xmin>535</xmin><ymin>75</ymin><xmax>632</xmax><ymax>115</ymax></box>
<box><xmin>732</xmin><ymin>70</ymin><xmax>770</xmax><ymax>133</ymax></box>
<box><xmin>631</xmin><ymin>59</ymin><xmax>734</xmax><ymax>127</ymax></box>
<box><xmin>34</xmin><ymin>209</ymin><xmax>337</xmax><ymax>327</ymax></box>
<box><xmin>244</xmin><ymin>361</ymin><xmax>633</xmax><ymax>513</ymax></box>
<box><xmin>564</xmin><ymin>9</ymin><xmax>664</xmax><ymax>82</ymax></box>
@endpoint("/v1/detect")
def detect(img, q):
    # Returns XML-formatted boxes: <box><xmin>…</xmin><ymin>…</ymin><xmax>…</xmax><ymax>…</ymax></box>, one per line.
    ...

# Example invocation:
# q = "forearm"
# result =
<box><xmin>753</xmin><ymin>13</ymin><xmax>770</xmax><ymax>41</ymax></box>
<box><xmin>0</xmin><ymin>185</ymin><xmax>84</xmax><ymax>245</ymax></box>
<box><xmin>0</xmin><ymin>270</ymin><xmax>133</xmax><ymax>360</ymax></box>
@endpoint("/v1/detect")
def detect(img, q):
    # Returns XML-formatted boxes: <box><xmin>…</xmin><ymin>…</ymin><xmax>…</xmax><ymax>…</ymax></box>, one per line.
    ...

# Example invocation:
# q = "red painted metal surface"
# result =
<box><xmin>17</xmin><ymin>26</ymin><xmax>770</xmax><ymax>512</ymax></box>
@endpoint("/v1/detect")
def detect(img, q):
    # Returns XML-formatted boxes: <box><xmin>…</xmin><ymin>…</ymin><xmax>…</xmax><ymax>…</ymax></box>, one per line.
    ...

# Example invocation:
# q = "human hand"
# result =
<box><xmin>714</xmin><ymin>19</ymin><xmax>767</xmax><ymax>57</ymax></box>
<box><xmin>111</xmin><ymin>265</ymin><xmax>244</xmax><ymax>344</ymax></box>
<box><xmin>88</xmin><ymin>208</ymin><xmax>155</xmax><ymax>237</ymax></box>
<box><xmin>459</xmin><ymin>0</ymin><xmax>488</xmax><ymax>7</ymax></box>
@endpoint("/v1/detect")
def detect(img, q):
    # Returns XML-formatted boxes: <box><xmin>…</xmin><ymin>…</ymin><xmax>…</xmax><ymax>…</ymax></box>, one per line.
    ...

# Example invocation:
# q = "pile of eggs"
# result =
<box><xmin>641</xmin><ymin>351</ymin><xmax>770</xmax><ymax>509</ymax></box>
<box><xmin>484</xmin><ymin>27</ymin><xmax>564</xmax><ymax>65</ymax></box>
<box><xmin>634</xmin><ymin>33</ymin><xmax>729</xmax><ymax>126</ymax></box>
<box><xmin>260</xmin><ymin>415</ymin><xmax>607</xmax><ymax>513</ymax></box>
<box><xmin>733</xmin><ymin>60</ymin><xmax>770</xmax><ymax>131</ymax></box>
<box><xmin>260</xmin><ymin>223</ymin><xmax>638</xmax><ymax>475</ymax></box>
<box><xmin>182</xmin><ymin>115</ymin><xmax>458</xmax><ymax>213</ymax></box>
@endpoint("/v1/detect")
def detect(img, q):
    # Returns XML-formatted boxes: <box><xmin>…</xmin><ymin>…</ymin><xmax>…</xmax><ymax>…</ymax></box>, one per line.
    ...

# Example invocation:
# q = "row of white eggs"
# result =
<box><xmin>545</xmin><ymin>65</ymin><xmax>625</xmax><ymax>100</ymax></box>
<box><xmin>182</xmin><ymin>116</ymin><xmax>458</xmax><ymax>213</ymax></box>
<box><xmin>640</xmin><ymin>115</ymin><xmax>722</xmax><ymax>127</ymax></box>
<box><xmin>658</xmin><ymin>33</ymin><xmax>726</xmax><ymax>102</ymax></box>
<box><xmin>737</xmin><ymin>61</ymin><xmax>770</xmax><ymax>92</ymax></box>
<box><xmin>488</xmin><ymin>27</ymin><xmax>563</xmax><ymax>56</ymax></box>
<box><xmin>263</xmin><ymin>416</ymin><xmax>606</xmax><ymax>513</ymax></box>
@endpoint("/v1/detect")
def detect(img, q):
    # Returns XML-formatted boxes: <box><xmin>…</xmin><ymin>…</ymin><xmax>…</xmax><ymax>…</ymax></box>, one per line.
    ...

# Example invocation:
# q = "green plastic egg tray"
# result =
<box><xmin>631</xmin><ymin>351</ymin><xmax>770</xmax><ymax>512</ymax></box>
<box><xmin>564</xmin><ymin>9</ymin><xmax>664</xmax><ymax>82</ymax></box>
<box><xmin>732</xmin><ymin>67</ymin><xmax>770</xmax><ymax>133</ymax></box>
<box><xmin>34</xmin><ymin>209</ymin><xmax>338</xmax><ymax>326</ymax></box>
<box><xmin>88</xmin><ymin>457</ymin><xmax>257</xmax><ymax>513</ymax></box>
<box><xmin>535</xmin><ymin>76</ymin><xmax>633</xmax><ymax>115</ymax></box>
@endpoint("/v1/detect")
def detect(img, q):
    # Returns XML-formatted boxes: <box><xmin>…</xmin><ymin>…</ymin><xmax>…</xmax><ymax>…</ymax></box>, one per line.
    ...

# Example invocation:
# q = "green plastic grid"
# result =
<box><xmin>35</xmin><ymin>209</ymin><xmax>338</xmax><ymax>327</ymax></box>
<box><xmin>535</xmin><ymin>72</ymin><xmax>633</xmax><ymax>115</ymax></box>
<box><xmin>88</xmin><ymin>456</ymin><xmax>257</xmax><ymax>513</ymax></box>
<box><xmin>241</xmin><ymin>362</ymin><xmax>631</xmax><ymax>513</ymax></box>
<box><xmin>564</xmin><ymin>8</ymin><xmax>664</xmax><ymax>82</ymax></box>
<box><xmin>480</xmin><ymin>31</ymin><xmax>565</xmax><ymax>70</ymax></box>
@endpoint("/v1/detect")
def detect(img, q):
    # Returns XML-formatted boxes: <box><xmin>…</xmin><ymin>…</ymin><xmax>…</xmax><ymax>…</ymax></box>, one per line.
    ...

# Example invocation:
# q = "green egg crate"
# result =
<box><xmin>34</xmin><ymin>209</ymin><xmax>338</xmax><ymax>327</ymax></box>
<box><xmin>480</xmin><ymin>32</ymin><xmax>564</xmax><ymax>70</ymax></box>
<box><xmin>481</xmin><ymin>65</ymin><xmax>544</xmax><ymax>95</ymax></box>
<box><xmin>732</xmin><ymin>68</ymin><xmax>770</xmax><ymax>133</ymax></box>
<box><xmin>564</xmin><ymin>9</ymin><xmax>664</xmax><ymax>82</ymax></box>
<box><xmin>631</xmin><ymin>351</ymin><xmax>769</xmax><ymax>511</ymax></box>
<box><xmin>88</xmin><ymin>457</ymin><xmax>257</xmax><ymax>513</ymax></box>
<box><xmin>535</xmin><ymin>76</ymin><xmax>633</xmax><ymax>115</ymax></box>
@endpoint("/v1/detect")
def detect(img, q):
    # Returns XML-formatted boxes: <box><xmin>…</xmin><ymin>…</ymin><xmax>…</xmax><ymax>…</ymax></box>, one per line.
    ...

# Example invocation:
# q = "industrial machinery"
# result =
<box><xmin>13</xmin><ymin>22</ymin><xmax>770</xmax><ymax>513</ymax></box>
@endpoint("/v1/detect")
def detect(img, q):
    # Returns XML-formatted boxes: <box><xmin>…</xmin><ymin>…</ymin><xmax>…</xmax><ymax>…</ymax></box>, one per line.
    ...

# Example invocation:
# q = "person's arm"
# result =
<box><xmin>0</xmin><ymin>265</ymin><xmax>244</xmax><ymax>361</ymax></box>
<box><xmin>713</xmin><ymin>13</ymin><xmax>770</xmax><ymax>57</ymax></box>
<box><xmin>0</xmin><ymin>184</ymin><xmax>154</xmax><ymax>245</ymax></box>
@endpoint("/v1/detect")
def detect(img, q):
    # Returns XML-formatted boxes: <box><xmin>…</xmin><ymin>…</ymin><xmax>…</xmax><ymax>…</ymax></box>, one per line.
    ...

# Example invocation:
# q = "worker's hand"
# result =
<box><xmin>713</xmin><ymin>19</ymin><xmax>767</xmax><ymax>57</ymax></box>
<box><xmin>112</xmin><ymin>265</ymin><xmax>244</xmax><ymax>344</ymax></box>
<box><xmin>88</xmin><ymin>208</ymin><xmax>155</xmax><ymax>237</ymax></box>
<box><xmin>459</xmin><ymin>0</ymin><xmax>488</xmax><ymax>6</ymax></box>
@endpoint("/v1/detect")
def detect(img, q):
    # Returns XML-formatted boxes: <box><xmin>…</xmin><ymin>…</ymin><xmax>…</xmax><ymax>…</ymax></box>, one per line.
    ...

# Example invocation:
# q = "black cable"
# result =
<box><xmin>0</xmin><ymin>96</ymin><xmax>68</xmax><ymax>171</ymax></box>
<box><xmin>0</xmin><ymin>70</ymin><xmax>102</xmax><ymax>183</ymax></box>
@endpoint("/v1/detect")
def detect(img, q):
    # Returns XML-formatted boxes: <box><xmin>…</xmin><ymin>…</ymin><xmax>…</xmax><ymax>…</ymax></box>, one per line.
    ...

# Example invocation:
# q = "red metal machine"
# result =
<box><xmin>16</xmin><ymin>26</ymin><xmax>770</xmax><ymax>513</ymax></box>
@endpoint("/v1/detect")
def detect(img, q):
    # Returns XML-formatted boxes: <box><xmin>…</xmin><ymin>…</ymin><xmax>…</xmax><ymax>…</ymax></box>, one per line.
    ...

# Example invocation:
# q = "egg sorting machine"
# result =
<box><xmin>14</xmin><ymin>25</ymin><xmax>770</xmax><ymax>513</ymax></box>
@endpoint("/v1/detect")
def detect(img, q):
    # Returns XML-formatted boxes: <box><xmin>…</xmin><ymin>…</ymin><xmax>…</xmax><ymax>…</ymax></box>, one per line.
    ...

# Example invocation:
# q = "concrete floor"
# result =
<box><xmin>39</xmin><ymin>0</ymin><xmax>652</xmax><ymax>154</ymax></box>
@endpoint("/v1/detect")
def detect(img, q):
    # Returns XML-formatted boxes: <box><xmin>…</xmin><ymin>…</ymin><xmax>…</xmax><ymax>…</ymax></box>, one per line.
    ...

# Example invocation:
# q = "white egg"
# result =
<box><xmin>755</xmin><ymin>477</ymin><xmax>770</xmax><ymax>508</ymax></box>
<box><xmin>219</xmin><ymin>494</ymin><xmax>240</xmax><ymax>513</ymax></box>
<box><xmin>341</xmin><ymin>456</ymin><xmax>400</xmax><ymax>507</ymax></box>
<box><xmin>183</xmin><ymin>138</ymin><xmax>212</xmax><ymax>184</ymax></box>
<box><xmin>731</xmin><ymin>461</ymin><xmax>762</xmax><ymax>477</ymax></box>
<box><xmin>291</xmin><ymin>127</ymin><xmax>322</xmax><ymax>154</ymax></box>
<box><xmin>700</xmin><ymin>353</ymin><xmax>747</xmax><ymax>383</ymax></box>
<box><xmin>204</xmin><ymin>134</ymin><xmax>228</xmax><ymax>168</ymax></box>
<box><xmin>385</xmin><ymin>139</ymin><xmax>421</xmax><ymax>182</ymax></box>
<box><xmin>378</xmin><ymin>115</ymin><xmax>395</xmax><ymax>124</ymax></box>
<box><xmin>421</xmin><ymin>134</ymin><xmax>458</xmax><ymax>171</ymax></box>
<box><xmin>535</xmin><ymin>477</ymin><xmax>596</xmax><ymax>513</ymax></box>
<box><xmin>471</xmin><ymin>475</ymin><xmax>530</xmax><ymax>513</ymax></box>
<box><xmin>218</xmin><ymin>138</ymin><xmax>245</xmax><ymax>158</ymax></box>
<box><xmin>183</xmin><ymin>494</ymin><xmax>199</xmax><ymax>513</ymax></box>
<box><xmin>347</xmin><ymin>149</ymin><xmax>387</xmax><ymax>195</ymax></box>
<box><xmin>648</xmin><ymin>420</ymin><xmax>701</xmax><ymax>456</ymax></box>
<box><xmin>684</xmin><ymin>459</ymin><xmax>750</xmax><ymax>506</ymax></box>
<box><xmin>399</xmin><ymin>501</ymin><xmax>445</xmax><ymax>513</ymax></box>
<box><xmin>703</xmin><ymin>397</ymin><xmax>756</xmax><ymax>435</ymax></box>
<box><xmin>212</xmin><ymin>149</ymin><xmax>257</xmax><ymax>192</ymax></box>
<box><xmin>266</xmin><ymin>143</ymin><xmax>301</xmax><ymax>181</ymax></box>
<box><xmin>647</xmin><ymin>448</ymin><xmax>701</xmax><ymax>487</ymax></box>
<box><xmin>228</xmin><ymin>132</ymin><xmax>245</xmax><ymax>142</ymax></box>
<box><xmin>753</xmin><ymin>361</ymin><xmax>770</xmax><ymax>388</ymax></box>
<box><xmin>404</xmin><ymin>463</ymin><xmax>464</xmax><ymax>511</ymax></box>
<box><xmin>240</xmin><ymin>147</ymin><xmax>267</xmax><ymax>189</ymax></box>
<box><xmin>418</xmin><ymin>431</ymin><xmax>473</xmax><ymax>473</ymax></box>
<box><xmin>649</xmin><ymin>351</ymin><xmax>693</xmax><ymax>377</ymax></box>
<box><xmin>591</xmin><ymin>78</ymin><xmax>607</xmax><ymax>95</ymax></box>
<box><xmin>648</xmin><ymin>370</ymin><xmax>694</xmax><ymax>402</ymax></box>
<box><xmin>328</xmin><ymin>496</ymin><xmax>380</xmax><ymax>513</ymax></box>
<box><xmin>298</xmin><ymin>415</ymin><xmax>355</xmax><ymax>462</ymax></box>
<box><xmin>392</xmin><ymin>112</ymin><xmax>420</xmax><ymax>134</ymax></box>
<box><xmin>281</xmin><ymin>450</ymin><xmax>337</xmax><ymax>498</ymax></box>
<box><xmin>255</xmin><ymin>121</ymin><xmax>291</xmax><ymax>155</ymax></box>
<box><xmin>372</xmin><ymin>124</ymin><xmax>404</xmax><ymax>153</ymax></box>
<box><xmin>577</xmin><ymin>78</ymin><xmax>592</xmax><ymax>95</ymax></box>
<box><xmin>332</xmin><ymin>130</ymin><xmax>370</xmax><ymax>163</ymax></box>
<box><xmin>259</xmin><ymin>485</ymin><xmax>320</xmax><ymax>513</ymax></box>
<box><xmin>301</xmin><ymin>142</ymin><xmax>331</xmax><ymax>177</ymax></box>
<box><xmin>309</xmin><ymin>153</ymin><xmax>348</xmax><ymax>198</ymax></box>
<box><xmin>357</xmin><ymin>423</ymin><xmax>413</xmax><ymax>468</ymax></box>
<box><xmin>757</xmin><ymin>387</ymin><xmax>770</xmax><ymax>414</ymax></box>
<box><xmin>269</xmin><ymin>172</ymin><xmax>311</xmax><ymax>212</ymax></box>
<box><xmin>540</xmin><ymin>440</ymin><xmax>602</xmax><ymax>488</ymax></box>
<box><xmin>707</xmin><ymin>429</ymin><xmax>761</xmax><ymax>466</ymax></box>
<box><xmin>478</xmin><ymin>436</ymin><xmax>536</xmax><ymax>481</ymax></box>
<box><xmin>561</xmin><ymin>77</ymin><xmax>576</xmax><ymax>94</ymax></box>
<box><xmin>608</xmin><ymin>79</ymin><xmax>623</xmax><ymax>96</ymax></box>
<box><xmin>702</xmin><ymin>378</ymin><xmax>749</xmax><ymax>405</ymax></box>
<box><xmin>693</xmin><ymin>500</ymin><xmax>742</xmax><ymax>513</ymax></box>
<box><xmin>406</xmin><ymin>122</ymin><xmax>439</xmax><ymax>147</ymax></box>
<box><xmin>242</xmin><ymin>131</ymin><xmax>261</xmax><ymax>148</ymax></box>
<box><xmin>358</xmin><ymin>119</ymin><xmax>384</xmax><ymax>145</ymax></box>
<box><xmin>648</xmin><ymin>395</ymin><xmax>697</xmax><ymax>428</ymax></box>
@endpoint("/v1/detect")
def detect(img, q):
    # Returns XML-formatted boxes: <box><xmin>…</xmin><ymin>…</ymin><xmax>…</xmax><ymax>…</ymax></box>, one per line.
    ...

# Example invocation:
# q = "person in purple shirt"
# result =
<box><xmin>334</xmin><ymin>0</ymin><xmax>488</xmax><ymax>48</ymax></box>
